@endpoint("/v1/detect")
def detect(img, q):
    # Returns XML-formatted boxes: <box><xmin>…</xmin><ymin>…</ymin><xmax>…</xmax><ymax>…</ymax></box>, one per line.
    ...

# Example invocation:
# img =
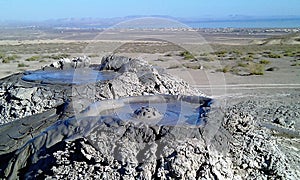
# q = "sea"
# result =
<box><xmin>185</xmin><ymin>19</ymin><xmax>300</xmax><ymax>28</ymax></box>
<box><xmin>79</xmin><ymin>18</ymin><xmax>300</xmax><ymax>29</ymax></box>
<box><xmin>50</xmin><ymin>18</ymin><xmax>300</xmax><ymax>30</ymax></box>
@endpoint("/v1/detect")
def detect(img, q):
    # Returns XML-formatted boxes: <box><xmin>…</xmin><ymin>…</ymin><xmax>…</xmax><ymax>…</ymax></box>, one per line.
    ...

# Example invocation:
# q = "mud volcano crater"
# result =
<box><xmin>1</xmin><ymin>55</ymin><xmax>214</xmax><ymax>179</ymax></box>
<box><xmin>22</xmin><ymin>69</ymin><xmax>118</xmax><ymax>85</ymax></box>
<box><xmin>94</xmin><ymin>95</ymin><xmax>213</xmax><ymax>126</ymax></box>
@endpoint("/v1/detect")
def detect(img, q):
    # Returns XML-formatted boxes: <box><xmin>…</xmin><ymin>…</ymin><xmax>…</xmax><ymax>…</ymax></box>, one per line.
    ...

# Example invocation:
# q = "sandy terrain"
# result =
<box><xmin>1</xmin><ymin>29</ymin><xmax>299</xmax><ymax>85</ymax></box>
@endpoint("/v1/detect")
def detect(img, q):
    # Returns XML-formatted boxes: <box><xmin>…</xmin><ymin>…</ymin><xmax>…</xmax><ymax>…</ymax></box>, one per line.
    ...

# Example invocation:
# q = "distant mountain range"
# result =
<box><xmin>1</xmin><ymin>15</ymin><xmax>300</xmax><ymax>28</ymax></box>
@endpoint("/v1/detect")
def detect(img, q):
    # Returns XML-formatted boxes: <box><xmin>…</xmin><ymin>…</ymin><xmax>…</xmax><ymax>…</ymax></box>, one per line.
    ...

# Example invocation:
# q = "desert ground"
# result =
<box><xmin>0</xmin><ymin>28</ymin><xmax>299</xmax><ymax>179</ymax></box>
<box><xmin>0</xmin><ymin>28</ymin><xmax>299</xmax><ymax>116</ymax></box>
<box><xmin>0</xmin><ymin>28</ymin><xmax>300</xmax><ymax>95</ymax></box>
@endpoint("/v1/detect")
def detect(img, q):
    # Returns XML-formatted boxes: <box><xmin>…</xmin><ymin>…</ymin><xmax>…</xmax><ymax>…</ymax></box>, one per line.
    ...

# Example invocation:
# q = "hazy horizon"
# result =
<box><xmin>1</xmin><ymin>0</ymin><xmax>300</xmax><ymax>21</ymax></box>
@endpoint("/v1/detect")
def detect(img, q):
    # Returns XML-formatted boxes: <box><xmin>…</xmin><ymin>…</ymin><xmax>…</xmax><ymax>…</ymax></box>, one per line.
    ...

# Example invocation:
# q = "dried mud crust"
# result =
<box><xmin>223</xmin><ymin>92</ymin><xmax>300</xmax><ymax>179</ymax></box>
<box><xmin>0</xmin><ymin>55</ymin><xmax>299</xmax><ymax>179</ymax></box>
<box><xmin>0</xmin><ymin>93</ymin><xmax>299</xmax><ymax>179</ymax></box>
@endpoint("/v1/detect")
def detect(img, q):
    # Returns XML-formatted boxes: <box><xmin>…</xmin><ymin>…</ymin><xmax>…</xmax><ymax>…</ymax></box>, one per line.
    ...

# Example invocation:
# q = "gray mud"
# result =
<box><xmin>22</xmin><ymin>69</ymin><xmax>118</xmax><ymax>85</ymax></box>
<box><xmin>0</xmin><ymin>55</ymin><xmax>201</xmax><ymax>124</ymax></box>
<box><xmin>0</xmin><ymin>55</ymin><xmax>299</xmax><ymax>179</ymax></box>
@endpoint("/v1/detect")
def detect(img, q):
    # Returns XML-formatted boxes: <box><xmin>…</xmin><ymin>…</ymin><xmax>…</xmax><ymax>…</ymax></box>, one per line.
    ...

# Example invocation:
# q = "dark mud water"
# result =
<box><xmin>22</xmin><ymin>69</ymin><xmax>118</xmax><ymax>85</ymax></box>
<box><xmin>86</xmin><ymin>95</ymin><xmax>213</xmax><ymax>127</ymax></box>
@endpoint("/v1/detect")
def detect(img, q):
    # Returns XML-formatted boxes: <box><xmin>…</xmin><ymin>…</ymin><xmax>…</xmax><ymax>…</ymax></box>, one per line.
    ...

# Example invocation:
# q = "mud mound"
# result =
<box><xmin>0</xmin><ymin>55</ymin><xmax>299</xmax><ymax>179</ymax></box>
<box><xmin>0</xmin><ymin>55</ymin><xmax>202</xmax><ymax>124</ymax></box>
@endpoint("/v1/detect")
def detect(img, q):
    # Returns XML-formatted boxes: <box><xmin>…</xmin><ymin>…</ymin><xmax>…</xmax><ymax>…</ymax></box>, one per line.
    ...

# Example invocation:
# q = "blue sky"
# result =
<box><xmin>1</xmin><ymin>0</ymin><xmax>300</xmax><ymax>21</ymax></box>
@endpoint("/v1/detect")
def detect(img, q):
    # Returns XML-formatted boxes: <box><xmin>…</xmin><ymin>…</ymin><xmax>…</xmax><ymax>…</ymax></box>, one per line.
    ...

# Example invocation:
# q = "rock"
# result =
<box><xmin>266</xmin><ymin>67</ymin><xmax>280</xmax><ymax>71</ymax></box>
<box><xmin>118</xmin><ymin>59</ymin><xmax>153</xmax><ymax>73</ymax></box>
<box><xmin>110</xmin><ymin>72</ymin><xmax>143</xmax><ymax>98</ymax></box>
<box><xmin>100</xmin><ymin>55</ymin><xmax>131</xmax><ymax>71</ymax></box>
<box><xmin>45</xmin><ymin>56</ymin><xmax>91</xmax><ymax>70</ymax></box>
<box><xmin>71</xmin><ymin>56</ymin><xmax>91</xmax><ymax>69</ymax></box>
<box><xmin>273</xmin><ymin>117</ymin><xmax>287</xmax><ymax>126</ymax></box>
<box><xmin>0</xmin><ymin>88</ymin><xmax>5</xmax><ymax>96</ymax></box>
<box><xmin>9</xmin><ymin>87</ymin><xmax>37</xmax><ymax>100</ymax></box>
<box><xmin>133</xmin><ymin>106</ymin><xmax>163</xmax><ymax>120</ymax></box>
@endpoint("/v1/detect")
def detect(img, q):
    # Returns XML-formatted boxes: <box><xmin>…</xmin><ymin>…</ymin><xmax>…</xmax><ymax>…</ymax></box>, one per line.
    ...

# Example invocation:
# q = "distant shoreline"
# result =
<box><xmin>1</xmin><ymin>16</ymin><xmax>300</xmax><ymax>29</ymax></box>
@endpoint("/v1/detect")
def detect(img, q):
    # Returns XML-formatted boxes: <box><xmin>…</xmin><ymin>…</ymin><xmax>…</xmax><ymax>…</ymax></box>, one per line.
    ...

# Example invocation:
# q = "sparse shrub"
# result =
<box><xmin>183</xmin><ymin>63</ymin><xmax>201</xmax><ymax>69</ymax></box>
<box><xmin>214</xmin><ymin>51</ymin><xmax>227</xmax><ymax>57</ymax></box>
<box><xmin>2</xmin><ymin>58</ymin><xmax>10</xmax><ymax>63</ymax></box>
<box><xmin>88</xmin><ymin>54</ymin><xmax>99</xmax><ymax>58</ymax></box>
<box><xmin>237</xmin><ymin>62</ymin><xmax>248</xmax><ymax>67</ymax></box>
<box><xmin>268</xmin><ymin>53</ymin><xmax>282</xmax><ymax>58</ymax></box>
<box><xmin>218</xmin><ymin>65</ymin><xmax>231</xmax><ymax>73</ymax></box>
<box><xmin>291</xmin><ymin>63</ymin><xmax>300</xmax><ymax>66</ymax></box>
<box><xmin>39</xmin><ymin>59</ymin><xmax>47</xmax><ymax>63</ymax></box>
<box><xmin>18</xmin><ymin>63</ymin><xmax>29</xmax><ymax>67</ymax></box>
<box><xmin>259</xmin><ymin>59</ymin><xmax>271</xmax><ymax>65</ymax></box>
<box><xmin>249</xmin><ymin>63</ymin><xmax>265</xmax><ymax>75</ymax></box>
<box><xmin>216</xmin><ymin>51</ymin><xmax>227</xmax><ymax>55</ymax></box>
<box><xmin>231</xmin><ymin>67</ymin><xmax>240</xmax><ymax>74</ymax></box>
<box><xmin>230</xmin><ymin>50</ymin><xmax>243</xmax><ymax>55</ymax></box>
<box><xmin>8</xmin><ymin>55</ymin><xmax>20</xmax><ymax>60</ymax></box>
<box><xmin>43</xmin><ymin>53</ymin><xmax>71</xmax><ymax>60</ymax></box>
<box><xmin>179</xmin><ymin>51</ymin><xmax>194</xmax><ymax>60</ymax></box>
<box><xmin>26</xmin><ymin>56</ymin><xmax>40</xmax><ymax>61</ymax></box>
<box><xmin>200</xmin><ymin>53</ymin><xmax>209</xmax><ymax>56</ymax></box>
<box><xmin>228</xmin><ymin>57</ymin><xmax>236</xmax><ymax>60</ymax></box>
<box><xmin>0</xmin><ymin>53</ymin><xmax>5</xmax><ymax>59</ymax></box>
<box><xmin>284</xmin><ymin>51</ymin><xmax>295</xmax><ymax>57</ymax></box>
<box><xmin>52</xmin><ymin>53</ymin><xmax>70</xmax><ymax>59</ymax></box>
<box><xmin>241</xmin><ymin>56</ymin><xmax>254</xmax><ymax>61</ymax></box>
<box><xmin>2</xmin><ymin>55</ymin><xmax>20</xmax><ymax>63</ymax></box>
<box><xmin>165</xmin><ymin>53</ymin><xmax>172</xmax><ymax>57</ymax></box>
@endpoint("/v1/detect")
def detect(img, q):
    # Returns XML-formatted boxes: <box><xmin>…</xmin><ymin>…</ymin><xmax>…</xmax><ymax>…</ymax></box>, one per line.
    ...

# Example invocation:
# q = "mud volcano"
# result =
<box><xmin>0</xmin><ymin>55</ymin><xmax>299</xmax><ymax>179</ymax></box>
<box><xmin>1</xmin><ymin>95</ymin><xmax>214</xmax><ymax>179</ymax></box>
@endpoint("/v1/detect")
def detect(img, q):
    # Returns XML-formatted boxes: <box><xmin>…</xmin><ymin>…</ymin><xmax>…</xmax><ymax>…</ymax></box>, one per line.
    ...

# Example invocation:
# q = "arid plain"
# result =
<box><xmin>0</xmin><ymin>28</ymin><xmax>300</xmax><ymax>95</ymax></box>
